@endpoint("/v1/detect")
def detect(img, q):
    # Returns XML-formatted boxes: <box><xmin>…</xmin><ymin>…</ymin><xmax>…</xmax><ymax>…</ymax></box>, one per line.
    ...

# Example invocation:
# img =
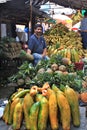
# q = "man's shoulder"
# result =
<box><xmin>30</xmin><ymin>34</ymin><xmax>35</xmax><ymax>38</ymax></box>
<box><xmin>40</xmin><ymin>36</ymin><xmax>45</xmax><ymax>40</ymax></box>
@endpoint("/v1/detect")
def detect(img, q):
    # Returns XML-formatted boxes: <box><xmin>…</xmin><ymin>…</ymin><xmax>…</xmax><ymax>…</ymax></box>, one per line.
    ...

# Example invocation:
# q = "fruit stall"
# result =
<box><xmin>0</xmin><ymin>0</ymin><xmax>87</xmax><ymax>129</ymax></box>
<box><xmin>0</xmin><ymin>21</ymin><xmax>87</xmax><ymax>130</ymax></box>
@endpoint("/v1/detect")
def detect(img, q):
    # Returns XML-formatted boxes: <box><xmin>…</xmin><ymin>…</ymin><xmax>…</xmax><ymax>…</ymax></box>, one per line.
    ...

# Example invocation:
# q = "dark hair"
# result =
<box><xmin>34</xmin><ymin>24</ymin><xmax>43</xmax><ymax>30</ymax></box>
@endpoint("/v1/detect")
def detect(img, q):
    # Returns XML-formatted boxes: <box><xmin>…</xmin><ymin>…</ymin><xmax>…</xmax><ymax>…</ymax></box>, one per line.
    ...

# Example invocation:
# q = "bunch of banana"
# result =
<box><xmin>71</xmin><ymin>10</ymin><xmax>82</xmax><ymax>25</ymax></box>
<box><xmin>58</xmin><ymin>48</ymin><xmax>80</xmax><ymax>62</ymax></box>
<box><xmin>44</xmin><ymin>23</ymin><xmax>85</xmax><ymax>58</ymax></box>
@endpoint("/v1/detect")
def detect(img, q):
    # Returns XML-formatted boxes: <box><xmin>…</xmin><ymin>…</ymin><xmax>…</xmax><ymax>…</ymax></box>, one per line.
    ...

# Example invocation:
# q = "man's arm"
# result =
<box><xmin>42</xmin><ymin>48</ymin><xmax>47</xmax><ymax>57</ymax></box>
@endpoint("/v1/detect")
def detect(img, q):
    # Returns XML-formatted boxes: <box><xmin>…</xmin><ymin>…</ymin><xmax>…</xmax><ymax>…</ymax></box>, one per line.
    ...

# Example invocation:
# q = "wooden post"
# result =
<box><xmin>0</xmin><ymin>22</ymin><xmax>1</xmax><ymax>40</ymax></box>
<box><xmin>29</xmin><ymin>0</ymin><xmax>33</xmax><ymax>35</ymax></box>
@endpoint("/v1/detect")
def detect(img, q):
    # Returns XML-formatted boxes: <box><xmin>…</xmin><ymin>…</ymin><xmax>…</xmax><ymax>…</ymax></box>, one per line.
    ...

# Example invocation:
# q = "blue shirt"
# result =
<box><xmin>28</xmin><ymin>34</ymin><xmax>47</xmax><ymax>54</ymax></box>
<box><xmin>80</xmin><ymin>18</ymin><xmax>87</xmax><ymax>30</ymax></box>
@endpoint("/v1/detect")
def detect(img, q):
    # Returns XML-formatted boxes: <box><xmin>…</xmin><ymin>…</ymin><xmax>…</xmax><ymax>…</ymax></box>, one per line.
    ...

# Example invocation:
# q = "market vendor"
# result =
<box><xmin>28</xmin><ymin>24</ymin><xmax>49</xmax><ymax>65</ymax></box>
<box><xmin>79</xmin><ymin>11</ymin><xmax>87</xmax><ymax>49</ymax></box>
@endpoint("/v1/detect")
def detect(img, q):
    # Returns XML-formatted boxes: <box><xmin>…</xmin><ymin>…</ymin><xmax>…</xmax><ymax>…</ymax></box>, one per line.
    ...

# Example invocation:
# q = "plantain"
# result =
<box><xmin>12</xmin><ymin>89</ymin><xmax>30</xmax><ymax>101</ymax></box>
<box><xmin>12</xmin><ymin>99</ymin><xmax>23</xmax><ymax>130</ymax></box>
<box><xmin>2</xmin><ymin>100</ymin><xmax>11</xmax><ymax>124</ymax></box>
<box><xmin>29</xmin><ymin>102</ymin><xmax>40</xmax><ymax>130</ymax></box>
<box><xmin>38</xmin><ymin>96</ymin><xmax>49</xmax><ymax>130</ymax></box>
<box><xmin>9</xmin><ymin>97</ymin><xmax>20</xmax><ymax>124</ymax></box>
<box><xmin>23</xmin><ymin>93</ymin><xmax>34</xmax><ymax>130</ymax></box>
<box><xmin>64</xmin><ymin>85</ymin><xmax>80</xmax><ymax>127</ymax></box>
<box><xmin>52</xmin><ymin>84</ymin><xmax>71</xmax><ymax>130</ymax></box>
<box><xmin>44</xmin><ymin>88</ymin><xmax>59</xmax><ymax>130</ymax></box>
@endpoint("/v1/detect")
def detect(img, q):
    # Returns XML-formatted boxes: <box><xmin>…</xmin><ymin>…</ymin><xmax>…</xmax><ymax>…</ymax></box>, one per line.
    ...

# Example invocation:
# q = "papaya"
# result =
<box><xmin>29</xmin><ymin>102</ymin><xmax>40</xmax><ymax>130</ymax></box>
<box><xmin>63</xmin><ymin>85</ymin><xmax>80</xmax><ymax>127</ymax></box>
<box><xmin>12</xmin><ymin>100</ymin><xmax>23</xmax><ymax>130</ymax></box>
<box><xmin>38</xmin><ymin>96</ymin><xmax>49</xmax><ymax>130</ymax></box>
<box><xmin>52</xmin><ymin>84</ymin><xmax>71</xmax><ymax>130</ymax></box>
<box><xmin>2</xmin><ymin>100</ymin><xmax>11</xmax><ymax>124</ymax></box>
<box><xmin>35</xmin><ymin>93</ymin><xmax>44</xmax><ymax>102</ymax></box>
<box><xmin>12</xmin><ymin>89</ymin><xmax>30</xmax><ymax>101</ymax></box>
<box><xmin>23</xmin><ymin>93</ymin><xmax>34</xmax><ymax>129</ymax></box>
<box><xmin>9</xmin><ymin>97</ymin><xmax>20</xmax><ymax>124</ymax></box>
<box><xmin>42</xmin><ymin>88</ymin><xmax>59</xmax><ymax>130</ymax></box>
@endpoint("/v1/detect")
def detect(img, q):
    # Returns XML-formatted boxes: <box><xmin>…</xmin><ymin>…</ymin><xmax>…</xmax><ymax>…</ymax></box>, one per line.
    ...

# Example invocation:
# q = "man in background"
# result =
<box><xmin>79</xmin><ymin>11</ymin><xmax>87</xmax><ymax>49</ymax></box>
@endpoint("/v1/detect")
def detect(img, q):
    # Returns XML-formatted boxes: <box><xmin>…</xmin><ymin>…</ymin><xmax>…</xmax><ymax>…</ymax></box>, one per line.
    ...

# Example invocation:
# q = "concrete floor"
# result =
<box><xmin>0</xmin><ymin>107</ymin><xmax>87</xmax><ymax>130</ymax></box>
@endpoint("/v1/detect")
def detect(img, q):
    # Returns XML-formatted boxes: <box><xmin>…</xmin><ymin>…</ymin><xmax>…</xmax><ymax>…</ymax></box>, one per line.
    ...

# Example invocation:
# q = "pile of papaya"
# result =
<box><xmin>2</xmin><ymin>83</ymin><xmax>80</xmax><ymax>130</ymax></box>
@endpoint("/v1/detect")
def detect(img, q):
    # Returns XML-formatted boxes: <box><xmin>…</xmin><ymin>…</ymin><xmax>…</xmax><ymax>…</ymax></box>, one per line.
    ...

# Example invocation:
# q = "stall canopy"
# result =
<box><xmin>0</xmin><ymin>0</ymin><xmax>50</xmax><ymax>24</ymax></box>
<box><xmin>1</xmin><ymin>0</ymin><xmax>87</xmax><ymax>25</ymax></box>
<box><xmin>50</xmin><ymin>0</ymin><xmax>87</xmax><ymax>10</ymax></box>
<box><xmin>30</xmin><ymin>0</ymin><xmax>87</xmax><ymax>10</ymax></box>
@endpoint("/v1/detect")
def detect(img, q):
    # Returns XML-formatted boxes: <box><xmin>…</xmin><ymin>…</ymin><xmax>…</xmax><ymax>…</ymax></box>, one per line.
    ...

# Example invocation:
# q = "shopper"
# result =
<box><xmin>79</xmin><ymin>11</ymin><xmax>87</xmax><ymax>49</ymax></box>
<box><xmin>28</xmin><ymin>24</ymin><xmax>49</xmax><ymax>65</ymax></box>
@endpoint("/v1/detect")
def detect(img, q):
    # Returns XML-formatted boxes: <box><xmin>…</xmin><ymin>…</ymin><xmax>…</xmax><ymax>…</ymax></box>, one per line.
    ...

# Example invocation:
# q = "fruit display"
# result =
<box><xmin>8</xmin><ymin>55</ymin><xmax>86</xmax><ymax>92</ymax></box>
<box><xmin>0</xmin><ymin>37</ymin><xmax>22</xmax><ymax>59</ymax></box>
<box><xmin>71</xmin><ymin>10</ymin><xmax>82</xmax><ymax>26</ymax></box>
<box><xmin>2</xmin><ymin>83</ymin><xmax>80</xmax><ymax>130</ymax></box>
<box><xmin>44</xmin><ymin>23</ymin><xmax>87</xmax><ymax>58</ymax></box>
<box><xmin>1</xmin><ymin>53</ymin><xmax>86</xmax><ymax>129</ymax></box>
<box><xmin>80</xmin><ymin>91</ymin><xmax>87</xmax><ymax>103</ymax></box>
<box><xmin>1</xmin><ymin>20</ymin><xmax>86</xmax><ymax>130</ymax></box>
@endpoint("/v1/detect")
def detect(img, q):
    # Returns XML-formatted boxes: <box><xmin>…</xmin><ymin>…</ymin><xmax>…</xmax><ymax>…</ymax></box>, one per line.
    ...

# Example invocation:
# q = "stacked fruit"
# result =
<box><xmin>2</xmin><ymin>83</ymin><xmax>80</xmax><ymax>130</ymax></box>
<box><xmin>44</xmin><ymin>23</ymin><xmax>87</xmax><ymax>58</ymax></box>
<box><xmin>71</xmin><ymin>10</ymin><xmax>82</xmax><ymax>25</ymax></box>
<box><xmin>58</xmin><ymin>48</ymin><xmax>80</xmax><ymax>63</ymax></box>
<box><xmin>0</xmin><ymin>37</ymin><xmax>22</xmax><ymax>59</ymax></box>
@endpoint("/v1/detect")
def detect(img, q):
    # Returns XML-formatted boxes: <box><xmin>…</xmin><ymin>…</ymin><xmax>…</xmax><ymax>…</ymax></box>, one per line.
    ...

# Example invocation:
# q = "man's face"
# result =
<box><xmin>34</xmin><ymin>27</ymin><xmax>42</xmax><ymax>36</ymax></box>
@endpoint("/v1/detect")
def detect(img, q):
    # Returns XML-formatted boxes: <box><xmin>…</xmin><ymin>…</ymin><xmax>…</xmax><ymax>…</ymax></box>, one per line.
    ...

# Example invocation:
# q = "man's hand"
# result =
<box><xmin>26</xmin><ymin>49</ymin><xmax>31</xmax><ymax>54</ymax></box>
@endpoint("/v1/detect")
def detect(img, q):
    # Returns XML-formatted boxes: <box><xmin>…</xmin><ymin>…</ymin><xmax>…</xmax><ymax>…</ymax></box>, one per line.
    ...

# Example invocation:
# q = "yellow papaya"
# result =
<box><xmin>29</xmin><ymin>102</ymin><xmax>40</xmax><ymax>130</ymax></box>
<box><xmin>42</xmin><ymin>88</ymin><xmax>59</xmax><ymax>130</ymax></box>
<box><xmin>12</xmin><ymin>100</ymin><xmax>23</xmax><ymax>130</ymax></box>
<box><xmin>9</xmin><ymin>97</ymin><xmax>20</xmax><ymax>124</ymax></box>
<box><xmin>23</xmin><ymin>93</ymin><xmax>34</xmax><ymax>129</ymax></box>
<box><xmin>64</xmin><ymin>85</ymin><xmax>80</xmax><ymax>127</ymax></box>
<box><xmin>2</xmin><ymin>100</ymin><xmax>11</xmax><ymax>124</ymax></box>
<box><xmin>38</xmin><ymin>96</ymin><xmax>49</xmax><ymax>130</ymax></box>
<box><xmin>52</xmin><ymin>84</ymin><xmax>71</xmax><ymax>130</ymax></box>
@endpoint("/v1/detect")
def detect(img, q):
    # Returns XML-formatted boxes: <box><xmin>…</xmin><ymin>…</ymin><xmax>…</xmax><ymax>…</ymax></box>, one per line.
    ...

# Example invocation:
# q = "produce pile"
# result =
<box><xmin>2</xmin><ymin>52</ymin><xmax>87</xmax><ymax>130</ymax></box>
<box><xmin>44</xmin><ymin>23</ymin><xmax>87</xmax><ymax>59</ymax></box>
<box><xmin>1</xmin><ymin>18</ymin><xmax>87</xmax><ymax>130</ymax></box>
<box><xmin>2</xmin><ymin>83</ymin><xmax>80</xmax><ymax>130</ymax></box>
<box><xmin>71</xmin><ymin>10</ymin><xmax>82</xmax><ymax>25</ymax></box>
<box><xmin>8</xmin><ymin>55</ymin><xmax>87</xmax><ymax>92</ymax></box>
<box><xmin>0</xmin><ymin>37</ymin><xmax>22</xmax><ymax>59</ymax></box>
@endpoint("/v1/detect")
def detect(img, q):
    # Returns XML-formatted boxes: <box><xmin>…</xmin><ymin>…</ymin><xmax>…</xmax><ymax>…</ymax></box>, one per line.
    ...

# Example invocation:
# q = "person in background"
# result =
<box><xmin>79</xmin><ymin>11</ymin><xmax>87</xmax><ymax>49</ymax></box>
<box><xmin>28</xmin><ymin>24</ymin><xmax>49</xmax><ymax>65</ymax></box>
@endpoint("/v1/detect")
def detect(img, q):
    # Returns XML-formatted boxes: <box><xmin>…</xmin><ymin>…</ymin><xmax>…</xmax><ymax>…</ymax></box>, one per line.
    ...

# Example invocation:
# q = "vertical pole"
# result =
<box><xmin>29</xmin><ymin>0</ymin><xmax>32</xmax><ymax>36</ymax></box>
<box><xmin>0</xmin><ymin>22</ymin><xmax>1</xmax><ymax>40</ymax></box>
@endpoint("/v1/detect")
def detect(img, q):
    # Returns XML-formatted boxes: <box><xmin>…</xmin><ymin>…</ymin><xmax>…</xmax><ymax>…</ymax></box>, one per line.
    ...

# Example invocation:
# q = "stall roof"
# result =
<box><xmin>50</xmin><ymin>0</ymin><xmax>87</xmax><ymax>10</ymax></box>
<box><xmin>1</xmin><ymin>0</ymin><xmax>87</xmax><ymax>25</ymax></box>
<box><xmin>0</xmin><ymin>0</ymin><xmax>50</xmax><ymax>24</ymax></box>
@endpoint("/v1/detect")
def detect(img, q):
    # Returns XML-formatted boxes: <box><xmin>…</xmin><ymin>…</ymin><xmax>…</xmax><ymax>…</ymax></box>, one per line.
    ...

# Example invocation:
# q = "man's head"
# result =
<box><xmin>34</xmin><ymin>24</ymin><xmax>43</xmax><ymax>37</ymax></box>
